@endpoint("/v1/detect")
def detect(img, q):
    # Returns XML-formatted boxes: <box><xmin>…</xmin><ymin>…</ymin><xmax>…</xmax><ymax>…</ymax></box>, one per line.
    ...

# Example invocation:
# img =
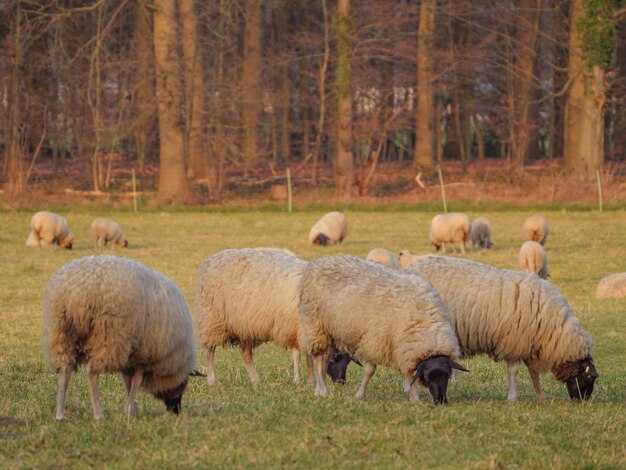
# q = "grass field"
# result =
<box><xmin>0</xmin><ymin>208</ymin><xmax>624</xmax><ymax>469</ymax></box>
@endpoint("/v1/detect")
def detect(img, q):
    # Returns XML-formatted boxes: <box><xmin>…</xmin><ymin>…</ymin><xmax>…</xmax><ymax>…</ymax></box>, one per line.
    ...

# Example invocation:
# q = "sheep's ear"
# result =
<box><xmin>351</xmin><ymin>358</ymin><xmax>363</xmax><ymax>367</ymax></box>
<box><xmin>189</xmin><ymin>369</ymin><xmax>206</xmax><ymax>377</ymax></box>
<box><xmin>411</xmin><ymin>362</ymin><xmax>426</xmax><ymax>385</ymax></box>
<box><xmin>449</xmin><ymin>360</ymin><xmax>470</xmax><ymax>372</ymax></box>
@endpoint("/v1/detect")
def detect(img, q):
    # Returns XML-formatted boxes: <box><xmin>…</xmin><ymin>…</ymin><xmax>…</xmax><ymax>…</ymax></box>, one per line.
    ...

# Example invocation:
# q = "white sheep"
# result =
<box><xmin>90</xmin><ymin>218</ymin><xmax>128</xmax><ymax>249</ymax></box>
<box><xmin>398</xmin><ymin>249</ymin><xmax>429</xmax><ymax>269</ymax></box>
<box><xmin>519</xmin><ymin>240</ymin><xmax>548</xmax><ymax>279</ymax></box>
<box><xmin>522</xmin><ymin>214</ymin><xmax>550</xmax><ymax>245</ymax></box>
<box><xmin>308</xmin><ymin>211</ymin><xmax>348</xmax><ymax>246</ymax></box>
<box><xmin>429</xmin><ymin>212</ymin><xmax>470</xmax><ymax>254</ymax></box>
<box><xmin>299</xmin><ymin>255</ymin><xmax>467</xmax><ymax>404</ymax></box>
<box><xmin>254</xmin><ymin>247</ymin><xmax>296</xmax><ymax>257</ymax></box>
<box><xmin>596</xmin><ymin>273</ymin><xmax>626</xmax><ymax>299</ymax></box>
<box><xmin>25</xmin><ymin>231</ymin><xmax>39</xmax><ymax>247</ymax></box>
<box><xmin>29</xmin><ymin>211</ymin><xmax>74</xmax><ymax>250</ymax></box>
<box><xmin>195</xmin><ymin>248</ymin><xmax>313</xmax><ymax>386</ymax></box>
<box><xmin>406</xmin><ymin>256</ymin><xmax>597</xmax><ymax>402</ymax></box>
<box><xmin>366</xmin><ymin>248</ymin><xmax>400</xmax><ymax>269</ymax></box>
<box><xmin>42</xmin><ymin>255</ymin><xmax>197</xmax><ymax>420</ymax></box>
<box><xmin>469</xmin><ymin>216</ymin><xmax>493</xmax><ymax>250</ymax></box>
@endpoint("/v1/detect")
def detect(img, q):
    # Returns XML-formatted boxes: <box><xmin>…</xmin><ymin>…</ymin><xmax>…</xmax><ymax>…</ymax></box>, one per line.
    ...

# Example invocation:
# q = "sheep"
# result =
<box><xmin>42</xmin><ymin>255</ymin><xmax>196</xmax><ymax>420</ymax></box>
<box><xmin>469</xmin><ymin>216</ymin><xmax>493</xmax><ymax>250</ymax></box>
<box><xmin>405</xmin><ymin>256</ymin><xmax>597</xmax><ymax>402</ymax></box>
<box><xmin>25</xmin><ymin>231</ymin><xmax>39</xmax><ymax>247</ymax></box>
<box><xmin>195</xmin><ymin>248</ymin><xmax>315</xmax><ymax>386</ymax></box>
<box><xmin>308</xmin><ymin>211</ymin><xmax>348</xmax><ymax>246</ymax></box>
<box><xmin>254</xmin><ymin>247</ymin><xmax>296</xmax><ymax>257</ymax></box>
<box><xmin>429</xmin><ymin>212</ymin><xmax>470</xmax><ymax>254</ymax></box>
<box><xmin>519</xmin><ymin>240</ymin><xmax>548</xmax><ymax>279</ymax></box>
<box><xmin>299</xmin><ymin>255</ymin><xmax>468</xmax><ymax>404</ymax></box>
<box><xmin>522</xmin><ymin>214</ymin><xmax>550</xmax><ymax>245</ymax></box>
<box><xmin>366</xmin><ymin>248</ymin><xmax>400</xmax><ymax>269</ymax></box>
<box><xmin>90</xmin><ymin>218</ymin><xmax>128</xmax><ymax>249</ymax></box>
<box><xmin>596</xmin><ymin>273</ymin><xmax>626</xmax><ymax>299</ymax></box>
<box><xmin>398</xmin><ymin>249</ymin><xmax>429</xmax><ymax>269</ymax></box>
<box><xmin>29</xmin><ymin>211</ymin><xmax>74</xmax><ymax>250</ymax></box>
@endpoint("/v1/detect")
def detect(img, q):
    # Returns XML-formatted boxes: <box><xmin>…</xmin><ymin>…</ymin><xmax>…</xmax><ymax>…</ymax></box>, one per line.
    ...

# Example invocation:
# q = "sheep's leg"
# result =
<box><xmin>507</xmin><ymin>361</ymin><xmax>518</xmax><ymax>401</ymax></box>
<box><xmin>305</xmin><ymin>354</ymin><xmax>315</xmax><ymax>385</ymax></box>
<box><xmin>355</xmin><ymin>362</ymin><xmax>377</xmax><ymax>399</ymax></box>
<box><xmin>86</xmin><ymin>367</ymin><xmax>104</xmax><ymax>420</ymax></box>
<box><xmin>291</xmin><ymin>347</ymin><xmax>301</xmax><ymax>385</ymax></box>
<box><xmin>527</xmin><ymin>365</ymin><xmax>545</xmax><ymax>403</ymax></box>
<box><xmin>403</xmin><ymin>376</ymin><xmax>411</xmax><ymax>395</ymax></box>
<box><xmin>460</xmin><ymin>240</ymin><xmax>466</xmax><ymax>254</ymax></box>
<box><xmin>126</xmin><ymin>369</ymin><xmax>143</xmax><ymax>416</ymax></box>
<box><xmin>312</xmin><ymin>352</ymin><xmax>329</xmax><ymax>397</ymax></box>
<box><xmin>408</xmin><ymin>376</ymin><xmax>421</xmax><ymax>404</ymax></box>
<box><xmin>239</xmin><ymin>344</ymin><xmax>260</xmax><ymax>384</ymax></box>
<box><xmin>206</xmin><ymin>347</ymin><xmax>217</xmax><ymax>385</ymax></box>
<box><xmin>55</xmin><ymin>364</ymin><xmax>74</xmax><ymax>420</ymax></box>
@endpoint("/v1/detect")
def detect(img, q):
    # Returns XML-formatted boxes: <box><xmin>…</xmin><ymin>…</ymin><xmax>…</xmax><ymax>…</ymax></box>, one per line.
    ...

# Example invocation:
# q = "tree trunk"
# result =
<box><xmin>414</xmin><ymin>0</ymin><xmax>436</xmax><ymax>171</ymax></box>
<box><xmin>563</xmin><ymin>0</ymin><xmax>605</xmax><ymax>179</ymax></box>
<box><xmin>334</xmin><ymin>0</ymin><xmax>354</xmax><ymax>199</ymax></box>
<box><xmin>154</xmin><ymin>0</ymin><xmax>191</xmax><ymax>203</ymax></box>
<box><xmin>242</xmin><ymin>0</ymin><xmax>262</xmax><ymax>175</ymax></box>
<box><xmin>312</xmin><ymin>0</ymin><xmax>330</xmax><ymax>185</ymax></box>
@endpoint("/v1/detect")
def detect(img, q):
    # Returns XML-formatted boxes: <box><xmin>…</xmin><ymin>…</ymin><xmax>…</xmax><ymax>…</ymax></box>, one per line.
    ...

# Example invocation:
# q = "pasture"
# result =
<box><xmin>0</xmin><ymin>208</ymin><xmax>624</xmax><ymax>468</ymax></box>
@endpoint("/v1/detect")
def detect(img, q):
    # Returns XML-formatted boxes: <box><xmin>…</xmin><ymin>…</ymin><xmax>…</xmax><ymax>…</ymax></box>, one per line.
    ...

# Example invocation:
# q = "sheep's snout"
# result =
<box><xmin>65</xmin><ymin>242</ymin><xmax>73</xmax><ymax>250</ymax></box>
<box><xmin>414</xmin><ymin>356</ymin><xmax>469</xmax><ymax>405</ymax></box>
<box><xmin>155</xmin><ymin>380</ymin><xmax>188</xmax><ymax>414</ymax></box>
<box><xmin>565</xmin><ymin>358</ymin><xmax>598</xmax><ymax>401</ymax></box>
<box><xmin>313</xmin><ymin>234</ymin><xmax>330</xmax><ymax>246</ymax></box>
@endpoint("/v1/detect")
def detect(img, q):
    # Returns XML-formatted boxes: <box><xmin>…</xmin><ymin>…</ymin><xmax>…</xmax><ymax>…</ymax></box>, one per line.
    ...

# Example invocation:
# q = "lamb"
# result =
<box><xmin>299</xmin><ymin>255</ymin><xmax>468</xmax><ymax>404</ymax></box>
<box><xmin>366</xmin><ymin>248</ymin><xmax>400</xmax><ymax>269</ymax></box>
<box><xmin>91</xmin><ymin>217</ymin><xmax>128</xmax><ymax>249</ymax></box>
<box><xmin>429</xmin><ymin>212</ymin><xmax>470</xmax><ymax>254</ymax></box>
<box><xmin>29</xmin><ymin>211</ymin><xmax>74</xmax><ymax>250</ymax></box>
<box><xmin>519</xmin><ymin>240</ymin><xmax>548</xmax><ymax>279</ymax></box>
<box><xmin>42</xmin><ymin>255</ymin><xmax>196</xmax><ymax>420</ymax></box>
<box><xmin>195</xmin><ymin>248</ymin><xmax>314</xmax><ymax>386</ymax></box>
<box><xmin>469</xmin><ymin>216</ymin><xmax>493</xmax><ymax>250</ymax></box>
<box><xmin>308</xmin><ymin>211</ymin><xmax>348</xmax><ymax>246</ymax></box>
<box><xmin>398</xmin><ymin>249</ymin><xmax>429</xmax><ymax>269</ymax></box>
<box><xmin>596</xmin><ymin>273</ymin><xmax>626</xmax><ymax>299</ymax></box>
<box><xmin>405</xmin><ymin>256</ymin><xmax>597</xmax><ymax>402</ymax></box>
<box><xmin>522</xmin><ymin>214</ymin><xmax>550</xmax><ymax>245</ymax></box>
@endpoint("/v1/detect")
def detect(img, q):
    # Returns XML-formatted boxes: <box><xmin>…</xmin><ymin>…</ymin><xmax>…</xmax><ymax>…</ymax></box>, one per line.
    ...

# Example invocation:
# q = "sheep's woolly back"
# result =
<box><xmin>366</xmin><ymin>248</ymin><xmax>400</xmax><ymax>269</ymax></box>
<box><xmin>429</xmin><ymin>212</ymin><xmax>470</xmax><ymax>245</ymax></box>
<box><xmin>91</xmin><ymin>218</ymin><xmax>127</xmax><ymax>247</ymax></box>
<box><xmin>596</xmin><ymin>272</ymin><xmax>626</xmax><ymax>299</ymax></box>
<box><xmin>406</xmin><ymin>256</ymin><xmax>593</xmax><ymax>374</ymax></box>
<box><xmin>522</xmin><ymin>215</ymin><xmax>549</xmax><ymax>244</ymax></box>
<box><xmin>42</xmin><ymin>255</ymin><xmax>196</xmax><ymax>395</ymax></box>
<box><xmin>519</xmin><ymin>241</ymin><xmax>548</xmax><ymax>279</ymax></box>
<box><xmin>30</xmin><ymin>211</ymin><xmax>74</xmax><ymax>248</ymax></box>
<box><xmin>253</xmin><ymin>247</ymin><xmax>297</xmax><ymax>257</ymax></box>
<box><xmin>299</xmin><ymin>256</ymin><xmax>460</xmax><ymax>376</ymax></box>
<box><xmin>398</xmin><ymin>250</ymin><xmax>429</xmax><ymax>269</ymax></box>
<box><xmin>469</xmin><ymin>216</ymin><xmax>492</xmax><ymax>248</ymax></box>
<box><xmin>195</xmin><ymin>248</ymin><xmax>308</xmax><ymax>351</ymax></box>
<box><xmin>308</xmin><ymin>212</ymin><xmax>348</xmax><ymax>245</ymax></box>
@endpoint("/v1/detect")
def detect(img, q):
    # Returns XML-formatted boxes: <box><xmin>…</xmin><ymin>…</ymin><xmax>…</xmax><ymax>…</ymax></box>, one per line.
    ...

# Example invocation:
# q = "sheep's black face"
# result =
<box><xmin>154</xmin><ymin>380</ymin><xmax>188</xmax><ymax>414</ymax></box>
<box><xmin>327</xmin><ymin>353</ymin><xmax>352</xmax><ymax>383</ymax></box>
<box><xmin>65</xmin><ymin>241</ymin><xmax>73</xmax><ymax>250</ymax></box>
<box><xmin>313</xmin><ymin>234</ymin><xmax>330</xmax><ymax>246</ymax></box>
<box><xmin>565</xmin><ymin>358</ymin><xmax>598</xmax><ymax>401</ymax></box>
<box><xmin>413</xmin><ymin>356</ymin><xmax>469</xmax><ymax>405</ymax></box>
<box><xmin>164</xmin><ymin>396</ymin><xmax>182</xmax><ymax>414</ymax></box>
<box><xmin>123</xmin><ymin>240</ymin><xmax>128</xmax><ymax>248</ymax></box>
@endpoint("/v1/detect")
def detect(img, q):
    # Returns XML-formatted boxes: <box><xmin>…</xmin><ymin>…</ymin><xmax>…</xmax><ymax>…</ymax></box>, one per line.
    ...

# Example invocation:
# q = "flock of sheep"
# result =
<box><xmin>28</xmin><ymin>209</ymin><xmax>623</xmax><ymax>420</ymax></box>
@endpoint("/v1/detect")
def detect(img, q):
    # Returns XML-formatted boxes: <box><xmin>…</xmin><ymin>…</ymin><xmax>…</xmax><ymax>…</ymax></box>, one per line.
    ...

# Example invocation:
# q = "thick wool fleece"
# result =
<box><xmin>522</xmin><ymin>215</ymin><xmax>549</xmax><ymax>245</ymax></box>
<box><xmin>308</xmin><ymin>211</ymin><xmax>348</xmax><ymax>245</ymax></box>
<box><xmin>429</xmin><ymin>212</ymin><xmax>470</xmax><ymax>253</ymax></box>
<box><xmin>366</xmin><ymin>248</ymin><xmax>400</xmax><ymax>269</ymax></box>
<box><xmin>91</xmin><ymin>218</ymin><xmax>128</xmax><ymax>248</ymax></box>
<box><xmin>519</xmin><ymin>240</ymin><xmax>548</xmax><ymax>279</ymax></box>
<box><xmin>30</xmin><ymin>211</ymin><xmax>74</xmax><ymax>249</ymax></box>
<box><xmin>42</xmin><ymin>255</ymin><xmax>196</xmax><ymax>395</ymax></box>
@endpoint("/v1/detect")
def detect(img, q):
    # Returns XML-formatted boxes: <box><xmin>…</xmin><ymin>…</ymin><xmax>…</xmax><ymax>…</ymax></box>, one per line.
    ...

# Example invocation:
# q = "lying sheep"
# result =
<box><xmin>29</xmin><ymin>211</ymin><xmax>74</xmax><ymax>250</ymax></box>
<box><xmin>522</xmin><ymin>215</ymin><xmax>549</xmax><ymax>245</ymax></box>
<box><xmin>406</xmin><ymin>256</ymin><xmax>597</xmax><ymax>402</ymax></box>
<box><xmin>429</xmin><ymin>212</ymin><xmax>470</xmax><ymax>254</ymax></box>
<box><xmin>42</xmin><ymin>255</ymin><xmax>196</xmax><ymax>420</ymax></box>
<box><xmin>299</xmin><ymin>256</ymin><xmax>468</xmax><ymax>404</ymax></box>
<box><xmin>398</xmin><ymin>249</ymin><xmax>429</xmax><ymax>269</ymax></box>
<box><xmin>596</xmin><ymin>273</ymin><xmax>626</xmax><ymax>299</ymax></box>
<box><xmin>91</xmin><ymin>218</ymin><xmax>128</xmax><ymax>249</ymax></box>
<box><xmin>519</xmin><ymin>241</ymin><xmax>548</xmax><ymax>279</ymax></box>
<box><xmin>366</xmin><ymin>248</ymin><xmax>400</xmax><ymax>269</ymax></box>
<box><xmin>195</xmin><ymin>248</ymin><xmax>314</xmax><ymax>386</ymax></box>
<box><xmin>469</xmin><ymin>216</ymin><xmax>493</xmax><ymax>250</ymax></box>
<box><xmin>308</xmin><ymin>211</ymin><xmax>348</xmax><ymax>246</ymax></box>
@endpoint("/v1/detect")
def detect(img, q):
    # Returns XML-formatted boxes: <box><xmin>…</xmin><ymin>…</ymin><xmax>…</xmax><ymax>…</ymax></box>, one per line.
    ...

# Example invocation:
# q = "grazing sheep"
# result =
<box><xmin>91</xmin><ymin>218</ymin><xmax>128</xmax><ymax>249</ymax></box>
<box><xmin>398</xmin><ymin>249</ymin><xmax>429</xmax><ymax>269</ymax></box>
<box><xmin>522</xmin><ymin>215</ymin><xmax>550</xmax><ymax>245</ymax></box>
<box><xmin>429</xmin><ymin>212</ymin><xmax>470</xmax><ymax>254</ymax></box>
<box><xmin>596</xmin><ymin>273</ymin><xmax>626</xmax><ymax>299</ymax></box>
<box><xmin>406</xmin><ymin>256</ymin><xmax>597</xmax><ymax>402</ymax></box>
<box><xmin>469</xmin><ymin>216</ymin><xmax>493</xmax><ymax>250</ymax></box>
<box><xmin>366</xmin><ymin>248</ymin><xmax>400</xmax><ymax>269</ymax></box>
<box><xmin>308</xmin><ymin>211</ymin><xmax>348</xmax><ymax>246</ymax></box>
<box><xmin>195</xmin><ymin>248</ymin><xmax>314</xmax><ymax>386</ymax></box>
<box><xmin>42</xmin><ymin>255</ymin><xmax>196</xmax><ymax>420</ymax></box>
<box><xmin>299</xmin><ymin>256</ymin><xmax>468</xmax><ymax>404</ymax></box>
<box><xmin>519</xmin><ymin>241</ymin><xmax>548</xmax><ymax>279</ymax></box>
<box><xmin>29</xmin><ymin>211</ymin><xmax>74</xmax><ymax>250</ymax></box>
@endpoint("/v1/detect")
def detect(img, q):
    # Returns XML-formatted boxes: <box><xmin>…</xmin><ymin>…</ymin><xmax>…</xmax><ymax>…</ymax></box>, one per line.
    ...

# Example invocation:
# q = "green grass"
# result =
<box><xmin>0</xmin><ymin>209</ymin><xmax>624</xmax><ymax>469</ymax></box>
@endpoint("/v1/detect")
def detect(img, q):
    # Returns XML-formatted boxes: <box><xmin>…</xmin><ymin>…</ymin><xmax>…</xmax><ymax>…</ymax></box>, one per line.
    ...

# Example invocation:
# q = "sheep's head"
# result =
<box><xmin>412</xmin><ymin>356</ymin><xmax>469</xmax><ymax>405</ymax></box>
<box><xmin>432</xmin><ymin>243</ymin><xmax>442</xmax><ymax>252</ymax></box>
<box><xmin>312</xmin><ymin>234</ymin><xmax>331</xmax><ymax>246</ymax></box>
<box><xmin>326</xmin><ymin>352</ymin><xmax>362</xmax><ymax>383</ymax></box>
<box><xmin>562</xmin><ymin>357</ymin><xmax>598</xmax><ymax>401</ymax></box>
<box><xmin>153</xmin><ymin>380</ymin><xmax>189</xmax><ymax>414</ymax></box>
<box><xmin>121</xmin><ymin>239</ymin><xmax>129</xmax><ymax>248</ymax></box>
<box><xmin>61</xmin><ymin>234</ymin><xmax>74</xmax><ymax>250</ymax></box>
